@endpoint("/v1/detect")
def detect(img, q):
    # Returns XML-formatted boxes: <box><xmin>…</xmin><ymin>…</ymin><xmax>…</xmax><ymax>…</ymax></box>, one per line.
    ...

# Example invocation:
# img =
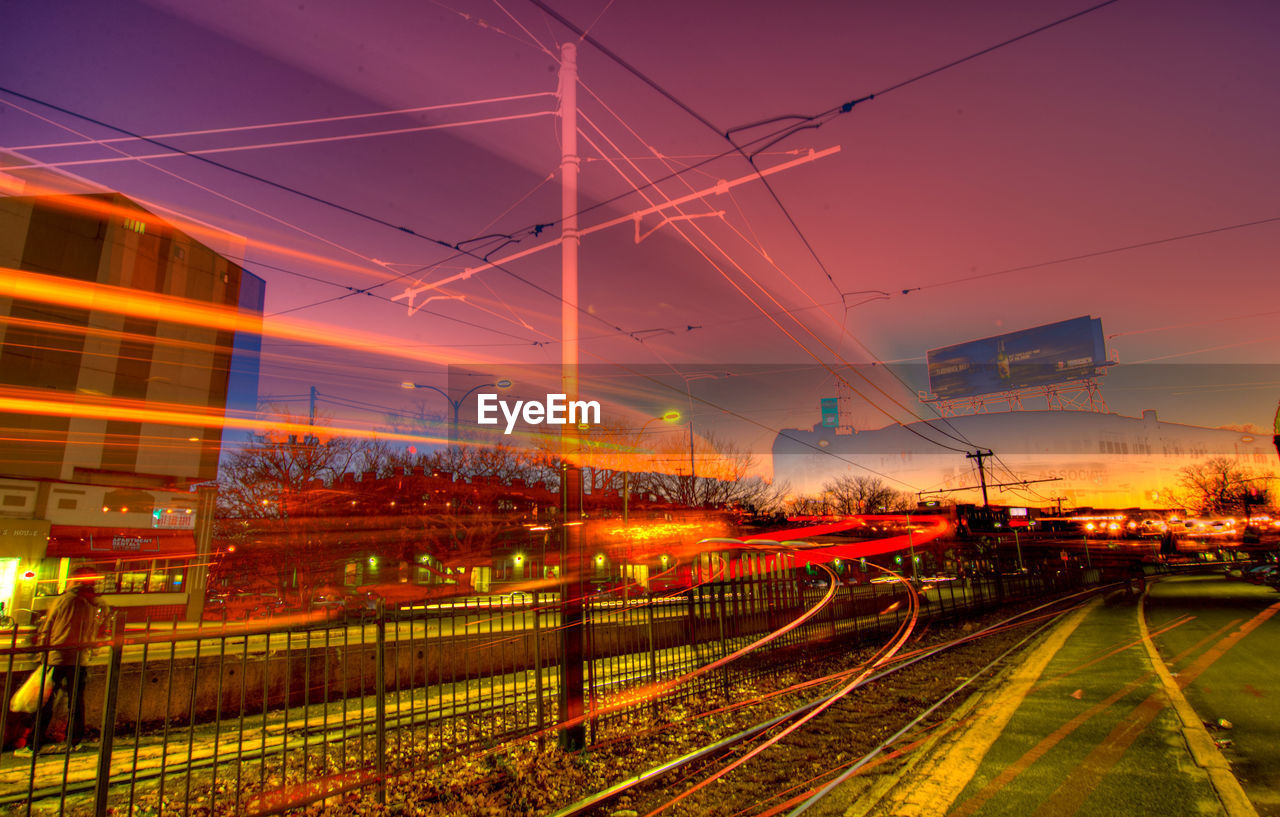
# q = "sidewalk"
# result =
<box><xmin>850</xmin><ymin>586</ymin><xmax>1254</xmax><ymax>817</ymax></box>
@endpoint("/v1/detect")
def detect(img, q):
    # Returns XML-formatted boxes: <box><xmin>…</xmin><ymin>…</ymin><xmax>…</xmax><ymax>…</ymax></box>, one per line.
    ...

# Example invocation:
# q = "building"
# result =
<box><xmin>0</xmin><ymin>157</ymin><xmax>263</xmax><ymax>622</ymax></box>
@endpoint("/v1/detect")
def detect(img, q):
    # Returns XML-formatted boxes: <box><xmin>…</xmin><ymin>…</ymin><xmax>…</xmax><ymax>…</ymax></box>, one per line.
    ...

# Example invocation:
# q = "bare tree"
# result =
<box><xmin>215</xmin><ymin>410</ymin><xmax>373</xmax><ymax>601</ymax></box>
<box><xmin>1177</xmin><ymin>457</ymin><xmax>1274</xmax><ymax>516</ymax></box>
<box><xmin>821</xmin><ymin>474</ymin><xmax>900</xmax><ymax>514</ymax></box>
<box><xmin>635</xmin><ymin>431</ymin><xmax>780</xmax><ymax>508</ymax></box>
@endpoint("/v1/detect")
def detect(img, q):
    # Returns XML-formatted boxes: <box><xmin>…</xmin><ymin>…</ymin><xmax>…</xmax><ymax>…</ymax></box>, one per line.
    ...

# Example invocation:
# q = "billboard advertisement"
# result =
<box><xmin>926</xmin><ymin>316</ymin><xmax>1107</xmax><ymax>400</ymax></box>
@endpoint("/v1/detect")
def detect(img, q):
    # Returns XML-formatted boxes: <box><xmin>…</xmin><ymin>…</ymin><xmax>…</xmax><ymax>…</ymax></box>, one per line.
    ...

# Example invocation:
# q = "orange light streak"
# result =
<box><xmin>13</xmin><ymin>184</ymin><xmax>382</xmax><ymax>282</ymax></box>
<box><xmin>0</xmin><ymin>265</ymin><xmax>485</xmax><ymax>368</ymax></box>
<box><xmin>0</xmin><ymin>313</ymin><xmax>228</xmax><ymax>356</ymax></box>
<box><xmin>0</xmin><ymin>385</ymin><xmax>450</xmax><ymax>446</ymax></box>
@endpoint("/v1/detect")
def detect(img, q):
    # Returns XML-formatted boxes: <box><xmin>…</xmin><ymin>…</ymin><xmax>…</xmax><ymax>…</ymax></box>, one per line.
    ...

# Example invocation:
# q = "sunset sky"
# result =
<box><xmin>4</xmin><ymin>0</ymin><xmax>1278</xmax><ymax>473</ymax></box>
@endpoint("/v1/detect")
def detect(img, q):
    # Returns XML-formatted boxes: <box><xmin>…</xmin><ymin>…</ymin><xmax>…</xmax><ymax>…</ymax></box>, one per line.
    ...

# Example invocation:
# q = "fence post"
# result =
<box><xmin>646</xmin><ymin>591</ymin><xmax>658</xmax><ymax>717</ymax></box>
<box><xmin>686</xmin><ymin>589</ymin><xmax>697</xmax><ymax>663</ymax></box>
<box><xmin>827</xmin><ymin>581</ymin><xmax>838</xmax><ymax>638</ymax></box>
<box><xmin>716</xmin><ymin>582</ymin><xmax>728</xmax><ymax>696</ymax></box>
<box><xmin>93</xmin><ymin>614</ymin><xmax>126</xmax><ymax>817</ymax></box>
<box><xmin>585</xmin><ymin>595</ymin><xmax>596</xmax><ymax>744</ymax></box>
<box><xmin>375</xmin><ymin>600</ymin><xmax>387</xmax><ymax>804</ymax></box>
<box><xmin>533</xmin><ymin>592</ymin><xmax>544</xmax><ymax>746</ymax></box>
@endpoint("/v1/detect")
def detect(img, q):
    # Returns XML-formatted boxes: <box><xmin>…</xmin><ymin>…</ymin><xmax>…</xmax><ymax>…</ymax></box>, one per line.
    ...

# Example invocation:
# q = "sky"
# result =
<box><xmin>3</xmin><ymin>0</ymin><xmax>1278</xmax><ymax>478</ymax></box>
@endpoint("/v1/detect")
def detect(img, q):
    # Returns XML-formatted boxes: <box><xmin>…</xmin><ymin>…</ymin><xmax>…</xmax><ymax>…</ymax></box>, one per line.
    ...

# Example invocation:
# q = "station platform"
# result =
<box><xmin>850</xmin><ymin>573</ymin><xmax>1279</xmax><ymax>817</ymax></box>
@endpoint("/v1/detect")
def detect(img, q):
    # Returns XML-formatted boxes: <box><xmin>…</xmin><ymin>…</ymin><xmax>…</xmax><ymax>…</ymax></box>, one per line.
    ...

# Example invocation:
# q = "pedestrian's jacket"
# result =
<box><xmin>35</xmin><ymin>585</ymin><xmax>101</xmax><ymax>666</ymax></box>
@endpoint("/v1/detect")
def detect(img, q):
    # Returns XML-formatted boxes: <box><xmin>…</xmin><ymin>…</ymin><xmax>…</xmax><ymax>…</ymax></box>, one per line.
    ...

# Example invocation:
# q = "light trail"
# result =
<box><xmin>553</xmin><ymin>586</ymin><xmax>1106</xmax><ymax>817</ymax></box>
<box><xmin>0</xmin><ymin>265</ymin><xmax>489</xmax><ymax>369</ymax></box>
<box><xmin>8</xmin><ymin>182</ymin><xmax>392</xmax><ymax>281</ymax></box>
<box><xmin>0</xmin><ymin>385</ymin><xmax>450</xmax><ymax>447</ymax></box>
<box><xmin>642</xmin><ymin>565</ymin><xmax>920</xmax><ymax>817</ymax></box>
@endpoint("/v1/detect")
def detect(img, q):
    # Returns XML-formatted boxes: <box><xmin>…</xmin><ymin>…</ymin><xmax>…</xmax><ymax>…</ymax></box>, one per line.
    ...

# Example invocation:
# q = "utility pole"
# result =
<box><xmin>307</xmin><ymin>386</ymin><xmax>319</xmax><ymax>445</ymax></box>
<box><xmin>1052</xmin><ymin>496</ymin><xmax>1067</xmax><ymax>516</ymax></box>
<box><xmin>966</xmin><ymin>450</ymin><xmax>994</xmax><ymax>507</ymax></box>
<box><xmin>558</xmin><ymin>41</ymin><xmax>587</xmax><ymax>752</ymax></box>
<box><xmin>687</xmin><ymin>418</ymin><xmax>696</xmax><ymax>506</ymax></box>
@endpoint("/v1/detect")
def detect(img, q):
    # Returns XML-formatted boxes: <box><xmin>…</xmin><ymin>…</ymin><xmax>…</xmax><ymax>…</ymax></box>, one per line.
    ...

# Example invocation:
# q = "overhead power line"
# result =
<box><xmin>8</xmin><ymin>92</ymin><xmax>556</xmax><ymax>151</ymax></box>
<box><xmin>3</xmin><ymin>111</ymin><xmax>555</xmax><ymax>172</ymax></box>
<box><xmin>522</xmin><ymin>0</ymin><xmax>1124</xmax><ymax>464</ymax></box>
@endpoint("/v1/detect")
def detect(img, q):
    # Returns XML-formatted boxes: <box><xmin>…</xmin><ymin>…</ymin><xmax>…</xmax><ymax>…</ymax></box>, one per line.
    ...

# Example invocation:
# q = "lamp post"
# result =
<box><xmin>401</xmin><ymin>378</ymin><xmax>511</xmax><ymax>441</ymax></box>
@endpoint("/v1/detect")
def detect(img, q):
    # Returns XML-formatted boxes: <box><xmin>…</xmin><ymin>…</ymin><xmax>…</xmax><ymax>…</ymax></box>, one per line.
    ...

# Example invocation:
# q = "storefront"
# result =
<box><xmin>37</xmin><ymin>525</ymin><xmax>197</xmax><ymax>622</ymax></box>
<box><xmin>0</xmin><ymin>520</ymin><xmax>50</xmax><ymax>623</ymax></box>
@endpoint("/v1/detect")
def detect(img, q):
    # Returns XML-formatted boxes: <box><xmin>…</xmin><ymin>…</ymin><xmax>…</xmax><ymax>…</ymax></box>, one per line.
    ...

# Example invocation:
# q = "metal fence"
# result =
<box><xmin>0</xmin><ymin>566</ymin><xmax>1091</xmax><ymax>815</ymax></box>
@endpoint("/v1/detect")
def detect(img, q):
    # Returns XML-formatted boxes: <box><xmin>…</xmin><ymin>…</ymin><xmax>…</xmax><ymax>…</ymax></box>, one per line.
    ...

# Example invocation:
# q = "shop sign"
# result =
<box><xmin>152</xmin><ymin>508</ymin><xmax>196</xmax><ymax>530</ymax></box>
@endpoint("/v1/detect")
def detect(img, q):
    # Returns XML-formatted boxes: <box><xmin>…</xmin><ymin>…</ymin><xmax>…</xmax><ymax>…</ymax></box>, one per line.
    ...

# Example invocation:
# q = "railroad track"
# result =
<box><xmin>552</xmin><ymin>586</ymin><xmax>1103</xmax><ymax>817</ymax></box>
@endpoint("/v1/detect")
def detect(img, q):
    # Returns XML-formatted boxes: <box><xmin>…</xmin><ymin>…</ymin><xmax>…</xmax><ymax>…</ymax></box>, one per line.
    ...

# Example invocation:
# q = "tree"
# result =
<box><xmin>215</xmin><ymin>410</ymin><xmax>375</xmax><ymax>601</ymax></box>
<box><xmin>634</xmin><ymin>431</ymin><xmax>783</xmax><ymax>509</ymax></box>
<box><xmin>821</xmin><ymin>474</ymin><xmax>902</xmax><ymax>515</ymax></box>
<box><xmin>1176</xmin><ymin>457</ymin><xmax>1274</xmax><ymax>517</ymax></box>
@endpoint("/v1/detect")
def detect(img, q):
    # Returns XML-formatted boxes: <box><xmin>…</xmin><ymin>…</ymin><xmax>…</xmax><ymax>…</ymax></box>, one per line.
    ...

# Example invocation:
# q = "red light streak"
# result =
<box><xmin>244</xmin><ymin>767</ymin><xmax>380</xmax><ymax>815</ymax></box>
<box><xmin>643</xmin><ymin>565</ymin><xmax>920</xmax><ymax>817</ymax></box>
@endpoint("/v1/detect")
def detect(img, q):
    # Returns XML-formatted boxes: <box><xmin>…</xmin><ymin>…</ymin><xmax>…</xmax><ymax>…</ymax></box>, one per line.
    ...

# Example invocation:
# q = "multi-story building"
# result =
<box><xmin>0</xmin><ymin>156</ymin><xmax>263</xmax><ymax>622</ymax></box>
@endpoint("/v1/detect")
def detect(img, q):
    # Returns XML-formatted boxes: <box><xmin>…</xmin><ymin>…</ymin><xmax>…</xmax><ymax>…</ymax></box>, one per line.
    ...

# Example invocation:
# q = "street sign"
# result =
<box><xmin>820</xmin><ymin>397</ymin><xmax>838</xmax><ymax>428</ymax></box>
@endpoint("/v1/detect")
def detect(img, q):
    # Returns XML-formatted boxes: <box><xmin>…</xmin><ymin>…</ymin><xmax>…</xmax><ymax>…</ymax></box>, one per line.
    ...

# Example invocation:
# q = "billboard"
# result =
<box><xmin>926</xmin><ymin>316</ymin><xmax>1107</xmax><ymax>400</ymax></box>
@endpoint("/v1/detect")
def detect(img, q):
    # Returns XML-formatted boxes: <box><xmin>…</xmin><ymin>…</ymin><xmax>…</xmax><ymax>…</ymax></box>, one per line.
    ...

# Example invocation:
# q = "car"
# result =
<box><xmin>204</xmin><ymin>591</ymin><xmax>286</xmax><ymax>621</ymax></box>
<box><xmin>308</xmin><ymin>592</ymin><xmax>351</xmax><ymax>618</ymax></box>
<box><xmin>344</xmin><ymin>591</ymin><xmax>381</xmax><ymax>618</ymax></box>
<box><xmin>1244</xmin><ymin>565</ymin><xmax>1278</xmax><ymax>585</ymax></box>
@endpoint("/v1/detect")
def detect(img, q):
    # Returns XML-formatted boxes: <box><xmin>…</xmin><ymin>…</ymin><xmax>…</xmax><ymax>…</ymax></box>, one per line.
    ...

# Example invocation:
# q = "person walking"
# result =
<box><xmin>16</xmin><ymin>569</ymin><xmax>106</xmax><ymax>756</ymax></box>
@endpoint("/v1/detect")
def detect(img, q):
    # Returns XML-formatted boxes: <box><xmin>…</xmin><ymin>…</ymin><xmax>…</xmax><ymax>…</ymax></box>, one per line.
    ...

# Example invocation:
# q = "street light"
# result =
<box><xmin>401</xmin><ymin>377</ymin><xmax>511</xmax><ymax>439</ymax></box>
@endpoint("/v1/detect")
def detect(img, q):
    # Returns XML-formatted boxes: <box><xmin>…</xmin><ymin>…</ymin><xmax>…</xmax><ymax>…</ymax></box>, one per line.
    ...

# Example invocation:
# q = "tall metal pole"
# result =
<box><xmin>688</xmin><ymin>418</ymin><xmax>696</xmax><ymax>505</ymax></box>
<box><xmin>558</xmin><ymin>42</ymin><xmax>587</xmax><ymax>751</ymax></box>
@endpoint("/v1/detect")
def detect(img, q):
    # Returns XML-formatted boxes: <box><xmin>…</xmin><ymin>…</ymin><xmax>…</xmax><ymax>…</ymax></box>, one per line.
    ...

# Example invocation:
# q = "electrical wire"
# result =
<box><xmin>8</xmin><ymin>92</ymin><xmax>556</xmax><ymax>152</ymax></box>
<box><xmin>522</xmin><ymin>0</ymin><xmax>1129</xmax><ymax>466</ymax></box>
<box><xmin>527</xmin><ymin>5</ymin><xmax>1095</xmax><ymax>456</ymax></box>
<box><xmin>0</xmin><ymin>4</ymin><xmax>1130</xmax><ymax>485</ymax></box>
<box><xmin>903</xmin><ymin>215</ymin><xmax>1280</xmax><ymax>295</ymax></box>
<box><xmin>1</xmin><ymin>111</ymin><xmax>556</xmax><ymax>171</ymax></box>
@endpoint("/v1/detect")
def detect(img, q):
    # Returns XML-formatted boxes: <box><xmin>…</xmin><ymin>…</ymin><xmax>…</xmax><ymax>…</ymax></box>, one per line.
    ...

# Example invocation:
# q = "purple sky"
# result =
<box><xmin>4</xmin><ymin>0</ymin><xmax>1279</xmax><ymax>462</ymax></box>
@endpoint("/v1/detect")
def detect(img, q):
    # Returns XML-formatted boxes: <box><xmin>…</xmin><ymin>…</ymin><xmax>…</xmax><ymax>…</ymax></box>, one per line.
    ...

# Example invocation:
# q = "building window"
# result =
<box><xmin>64</xmin><ymin>557</ymin><xmax>190</xmax><ymax>595</ymax></box>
